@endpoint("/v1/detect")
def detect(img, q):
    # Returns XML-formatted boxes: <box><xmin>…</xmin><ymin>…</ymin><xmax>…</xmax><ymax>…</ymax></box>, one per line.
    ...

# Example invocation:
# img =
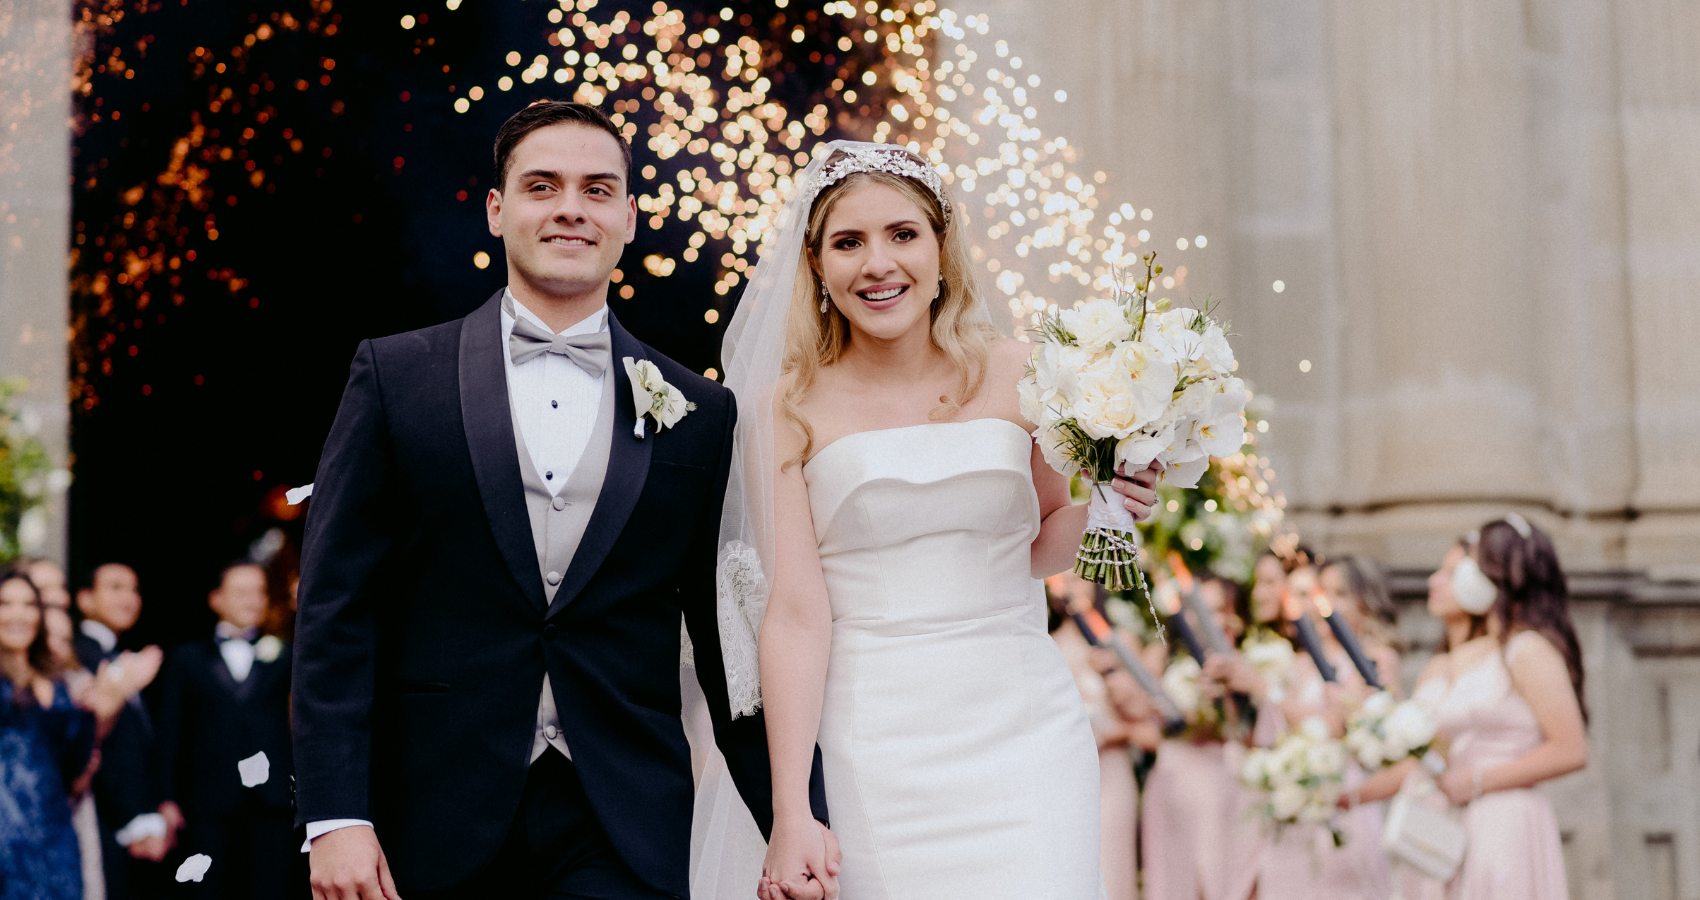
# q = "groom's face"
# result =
<box><xmin>487</xmin><ymin>122</ymin><xmax>637</xmax><ymax>303</ymax></box>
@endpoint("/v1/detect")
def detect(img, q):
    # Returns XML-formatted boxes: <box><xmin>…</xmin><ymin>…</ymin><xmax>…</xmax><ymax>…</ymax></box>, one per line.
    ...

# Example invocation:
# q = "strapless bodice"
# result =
<box><xmin>803</xmin><ymin>418</ymin><xmax>1041</xmax><ymax>630</ymax></box>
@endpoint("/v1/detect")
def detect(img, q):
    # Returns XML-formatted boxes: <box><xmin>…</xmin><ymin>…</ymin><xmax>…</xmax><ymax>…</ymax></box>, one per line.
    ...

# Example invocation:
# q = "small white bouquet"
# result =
<box><xmin>1344</xmin><ymin>691</ymin><xmax>1441</xmax><ymax>770</ymax></box>
<box><xmin>1241</xmin><ymin>630</ymin><xmax>1297</xmax><ymax>690</ymax></box>
<box><xmin>1159</xmin><ymin>656</ymin><xmax>1207</xmax><ymax>724</ymax></box>
<box><xmin>1019</xmin><ymin>254</ymin><xmax>1248</xmax><ymax>592</ymax></box>
<box><xmin>1241</xmin><ymin>717</ymin><xmax>1349</xmax><ymax>841</ymax></box>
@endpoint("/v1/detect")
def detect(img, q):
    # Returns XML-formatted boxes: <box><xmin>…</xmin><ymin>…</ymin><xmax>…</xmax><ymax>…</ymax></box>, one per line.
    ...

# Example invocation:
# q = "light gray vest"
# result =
<box><xmin>510</xmin><ymin>342</ymin><xmax>617</xmax><ymax>601</ymax></box>
<box><xmin>506</xmin><ymin>320</ymin><xmax>617</xmax><ymax>762</ymax></box>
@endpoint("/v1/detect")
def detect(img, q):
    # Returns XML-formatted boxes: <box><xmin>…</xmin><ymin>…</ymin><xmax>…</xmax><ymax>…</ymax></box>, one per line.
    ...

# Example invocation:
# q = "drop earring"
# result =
<box><xmin>819</xmin><ymin>281</ymin><xmax>831</xmax><ymax>314</ymax></box>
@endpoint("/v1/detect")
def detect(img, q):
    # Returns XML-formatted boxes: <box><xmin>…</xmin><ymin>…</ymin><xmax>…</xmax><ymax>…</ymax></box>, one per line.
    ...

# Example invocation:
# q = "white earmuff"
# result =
<box><xmin>1451</xmin><ymin>557</ymin><xmax>1499</xmax><ymax>615</ymax></box>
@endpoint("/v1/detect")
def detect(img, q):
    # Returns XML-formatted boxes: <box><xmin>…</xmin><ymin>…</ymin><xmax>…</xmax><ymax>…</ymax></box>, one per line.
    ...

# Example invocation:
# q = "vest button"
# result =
<box><xmin>545</xmin><ymin>570</ymin><xmax>562</xmax><ymax>586</ymax></box>
<box><xmin>543</xmin><ymin>624</ymin><xmax>559</xmax><ymax>640</ymax></box>
<box><xmin>551</xmin><ymin>496</ymin><xmax>568</xmax><ymax>511</ymax></box>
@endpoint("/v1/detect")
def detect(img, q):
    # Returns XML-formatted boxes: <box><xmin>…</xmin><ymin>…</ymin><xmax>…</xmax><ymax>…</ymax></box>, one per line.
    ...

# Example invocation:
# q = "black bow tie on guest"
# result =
<box><xmin>508</xmin><ymin>314</ymin><xmax>611</xmax><ymax>375</ymax></box>
<box><xmin>215</xmin><ymin>622</ymin><xmax>259</xmax><ymax>643</ymax></box>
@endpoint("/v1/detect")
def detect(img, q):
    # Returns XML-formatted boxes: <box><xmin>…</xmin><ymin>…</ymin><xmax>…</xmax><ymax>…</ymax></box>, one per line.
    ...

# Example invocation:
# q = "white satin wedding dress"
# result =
<box><xmin>690</xmin><ymin>418</ymin><xmax>1103</xmax><ymax>899</ymax></box>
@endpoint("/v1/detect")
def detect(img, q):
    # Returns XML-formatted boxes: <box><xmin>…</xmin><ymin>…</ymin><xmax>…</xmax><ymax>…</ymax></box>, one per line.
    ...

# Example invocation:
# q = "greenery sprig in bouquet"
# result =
<box><xmin>1019</xmin><ymin>253</ymin><xmax>1249</xmax><ymax>594</ymax></box>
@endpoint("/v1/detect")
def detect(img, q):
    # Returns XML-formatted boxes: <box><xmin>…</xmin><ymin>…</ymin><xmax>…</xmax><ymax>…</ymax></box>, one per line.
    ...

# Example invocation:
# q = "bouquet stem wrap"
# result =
<box><xmin>1077</xmin><ymin>480</ymin><xmax>1146</xmax><ymax>593</ymax></box>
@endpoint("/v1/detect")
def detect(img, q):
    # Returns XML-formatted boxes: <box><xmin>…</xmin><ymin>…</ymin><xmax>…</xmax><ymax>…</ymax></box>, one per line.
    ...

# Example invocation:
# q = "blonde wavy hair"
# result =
<box><xmin>780</xmin><ymin>156</ymin><xmax>998</xmax><ymax>465</ymax></box>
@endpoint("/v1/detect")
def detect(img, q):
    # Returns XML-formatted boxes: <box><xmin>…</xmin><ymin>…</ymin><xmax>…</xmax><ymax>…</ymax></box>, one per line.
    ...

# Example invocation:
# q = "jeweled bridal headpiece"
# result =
<box><xmin>795</xmin><ymin>145</ymin><xmax>952</xmax><ymax>226</ymax></box>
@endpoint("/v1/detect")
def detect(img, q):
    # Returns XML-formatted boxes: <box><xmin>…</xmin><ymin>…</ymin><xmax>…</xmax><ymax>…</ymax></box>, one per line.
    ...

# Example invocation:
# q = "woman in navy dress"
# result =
<box><xmin>0</xmin><ymin>566</ymin><xmax>153</xmax><ymax>900</ymax></box>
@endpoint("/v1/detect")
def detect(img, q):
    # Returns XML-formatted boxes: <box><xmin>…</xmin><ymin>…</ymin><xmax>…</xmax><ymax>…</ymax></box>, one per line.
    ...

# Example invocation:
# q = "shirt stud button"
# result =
<box><xmin>545</xmin><ymin>471</ymin><xmax>554</xmax><ymax>481</ymax></box>
<box><xmin>551</xmin><ymin>400</ymin><xmax>558</xmax><ymax>409</ymax></box>
<box><xmin>551</xmin><ymin>496</ymin><xmax>568</xmax><ymax>511</ymax></box>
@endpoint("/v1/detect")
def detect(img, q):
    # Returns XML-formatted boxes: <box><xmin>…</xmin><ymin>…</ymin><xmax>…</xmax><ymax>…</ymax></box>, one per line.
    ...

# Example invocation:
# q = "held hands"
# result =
<box><xmin>758</xmin><ymin>818</ymin><xmax>841</xmax><ymax>900</ymax></box>
<box><xmin>310</xmin><ymin>826</ymin><xmax>402</xmax><ymax>900</ymax></box>
<box><xmin>1108</xmin><ymin>460</ymin><xmax>1162</xmax><ymax>523</ymax></box>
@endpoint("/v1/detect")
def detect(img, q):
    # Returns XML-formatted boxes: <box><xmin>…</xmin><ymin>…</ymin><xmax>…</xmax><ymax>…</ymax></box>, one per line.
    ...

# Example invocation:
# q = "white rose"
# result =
<box><xmin>1271</xmin><ymin>783</ymin><xmax>1308</xmax><ymax>821</ymax></box>
<box><xmin>1017</xmin><ymin>377</ymin><xmax>1056</xmax><ymax>430</ymax></box>
<box><xmin>1384</xmin><ymin>703</ymin><xmax>1438</xmax><ymax>754</ymax></box>
<box><xmin>1199</xmin><ymin>323</ymin><xmax>1235</xmax><ymax>373</ymax></box>
<box><xmin>1355</xmin><ymin>737</ymin><xmax>1386</xmax><ymax>770</ymax></box>
<box><xmin>1306</xmin><ymin>741</ymin><xmax>1346</xmax><ymax>777</ymax></box>
<box><xmin>1060</xmin><ymin>298</ymin><xmax>1135</xmax><ymax>350</ymax></box>
<box><xmin>1036</xmin><ymin>424</ymin><xmax>1074</xmax><ymax>475</ymax></box>
<box><xmin>1361</xmin><ymin>691</ymin><xmax>1395</xmax><ymax>720</ymax></box>
<box><xmin>1299</xmin><ymin>716</ymin><xmax>1332</xmax><ymax>742</ymax></box>
<box><xmin>1162</xmin><ymin>657</ymin><xmax>1202</xmax><ymax>717</ymax></box>
<box><xmin>1244</xmin><ymin>640</ymin><xmax>1295</xmax><ymax>685</ymax></box>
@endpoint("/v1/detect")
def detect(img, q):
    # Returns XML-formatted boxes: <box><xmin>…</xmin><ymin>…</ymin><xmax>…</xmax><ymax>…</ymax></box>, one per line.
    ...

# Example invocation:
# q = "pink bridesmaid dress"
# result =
<box><xmin>1240</xmin><ymin>652</ymin><xmax>1391</xmax><ymax>900</ymax></box>
<box><xmin>1141</xmin><ymin>737</ymin><xmax>1256</xmax><ymax>900</ymax></box>
<box><xmin>1407</xmin><ymin>632</ymin><xmax>1570</xmax><ymax>900</ymax></box>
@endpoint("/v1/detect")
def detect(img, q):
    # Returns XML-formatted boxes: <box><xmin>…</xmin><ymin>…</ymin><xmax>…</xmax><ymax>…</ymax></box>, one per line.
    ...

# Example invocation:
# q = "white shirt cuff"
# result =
<box><xmin>300</xmin><ymin>819</ymin><xmax>375</xmax><ymax>853</ymax></box>
<box><xmin>114</xmin><ymin>812</ymin><xmax>167</xmax><ymax>846</ymax></box>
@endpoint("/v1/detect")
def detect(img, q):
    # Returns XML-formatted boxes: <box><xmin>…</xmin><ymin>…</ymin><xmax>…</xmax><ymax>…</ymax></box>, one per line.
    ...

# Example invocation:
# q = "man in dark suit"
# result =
<box><xmin>293</xmin><ymin>101</ymin><xmax>837</xmax><ymax>900</ymax></box>
<box><xmin>156</xmin><ymin>561</ymin><xmax>294</xmax><ymax>899</ymax></box>
<box><xmin>74</xmin><ymin>562</ymin><xmax>169</xmax><ymax>899</ymax></box>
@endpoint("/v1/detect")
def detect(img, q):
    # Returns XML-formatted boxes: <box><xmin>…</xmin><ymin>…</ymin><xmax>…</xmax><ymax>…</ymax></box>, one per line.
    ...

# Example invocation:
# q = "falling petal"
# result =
<box><xmin>238</xmin><ymin>751</ymin><xmax>270</xmax><ymax>787</ymax></box>
<box><xmin>176</xmin><ymin>854</ymin><xmax>213</xmax><ymax>883</ymax></box>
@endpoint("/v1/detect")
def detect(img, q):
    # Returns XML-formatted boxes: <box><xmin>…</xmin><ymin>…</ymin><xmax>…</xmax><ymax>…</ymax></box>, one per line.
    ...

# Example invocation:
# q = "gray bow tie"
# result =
<box><xmin>508</xmin><ymin>313</ymin><xmax>611</xmax><ymax>375</ymax></box>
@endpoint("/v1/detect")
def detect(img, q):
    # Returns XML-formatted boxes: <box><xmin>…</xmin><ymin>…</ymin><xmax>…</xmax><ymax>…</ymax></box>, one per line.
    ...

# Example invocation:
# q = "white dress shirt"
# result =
<box><xmin>305</xmin><ymin>290</ymin><xmax>609</xmax><ymax>851</ymax></box>
<box><xmin>80</xmin><ymin>619</ymin><xmax>117</xmax><ymax>653</ymax></box>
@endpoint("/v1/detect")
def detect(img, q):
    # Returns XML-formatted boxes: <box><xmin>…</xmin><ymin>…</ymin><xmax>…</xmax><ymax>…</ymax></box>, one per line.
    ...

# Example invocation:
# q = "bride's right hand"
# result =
<box><xmin>760</xmin><ymin>815</ymin><xmax>835</xmax><ymax>900</ymax></box>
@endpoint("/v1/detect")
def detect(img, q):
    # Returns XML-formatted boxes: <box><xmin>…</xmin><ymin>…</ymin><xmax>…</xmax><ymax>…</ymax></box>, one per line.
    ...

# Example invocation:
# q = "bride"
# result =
<box><xmin>698</xmin><ymin>141</ymin><xmax>1159</xmax><ymax>900</ymax></box>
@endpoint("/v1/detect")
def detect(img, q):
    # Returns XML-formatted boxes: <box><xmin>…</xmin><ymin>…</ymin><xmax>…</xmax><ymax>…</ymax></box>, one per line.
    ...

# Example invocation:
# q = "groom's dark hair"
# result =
<box><xmin>494</xmin><ymin>100</ymin><xmax>632</xmax><ymax>193</ymax></box>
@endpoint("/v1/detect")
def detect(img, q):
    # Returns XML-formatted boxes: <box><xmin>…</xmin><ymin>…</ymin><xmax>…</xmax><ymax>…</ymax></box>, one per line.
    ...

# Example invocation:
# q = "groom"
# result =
<box><xmin>294</xmin><ymin>101</ymin><xmax>834</xmax><ymax>899</ymax></box>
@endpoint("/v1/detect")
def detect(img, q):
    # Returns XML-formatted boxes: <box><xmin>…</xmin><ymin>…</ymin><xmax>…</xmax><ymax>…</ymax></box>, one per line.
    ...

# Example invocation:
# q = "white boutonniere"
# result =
<box><xmin>623</xmin><ymin>356</ymin><xmax>696</xmax><ymax>439</ymax></box>
<box><xmin>253</xmin><ymin>635</ymin><xmax>283</xmax><ymax>663</ymax></box>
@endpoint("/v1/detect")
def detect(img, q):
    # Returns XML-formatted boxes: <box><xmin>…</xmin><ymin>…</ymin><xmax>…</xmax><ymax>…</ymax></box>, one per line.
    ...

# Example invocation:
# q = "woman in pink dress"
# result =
<box><xmin>1120</xmin><ymin>576</ymin><xmax>1266</xmax><ymax>900</ymax></box>
<box><xmin>1362</xmin><ymin>517</ymin><xmax>1586</xmax><ymax>900</ymax></box>
<box><xmin>1237</xmin><ymin>557</ymin><xmax>1400</xmax><ymax>900</ymax></box>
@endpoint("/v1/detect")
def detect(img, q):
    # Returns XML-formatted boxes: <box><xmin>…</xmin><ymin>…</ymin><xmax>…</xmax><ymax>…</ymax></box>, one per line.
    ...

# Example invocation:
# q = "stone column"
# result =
<box><xmin>0</xmin><ymin>0</ymin><xmax>72</xmax><ymax>564</ymax></box>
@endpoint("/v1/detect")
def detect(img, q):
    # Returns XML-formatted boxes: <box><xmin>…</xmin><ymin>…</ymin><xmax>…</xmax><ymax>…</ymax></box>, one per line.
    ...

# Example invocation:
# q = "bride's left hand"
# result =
<box><xmin>1110</xmin><ymin>460</ymin><xmax>1162</xmax><ymax>523</ymax></box>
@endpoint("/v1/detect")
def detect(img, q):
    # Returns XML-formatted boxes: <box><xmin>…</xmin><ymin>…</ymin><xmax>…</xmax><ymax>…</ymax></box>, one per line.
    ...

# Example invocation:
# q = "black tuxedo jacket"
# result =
<box><xmin>156</xmin><ymin>637</ymin><xmax>294</xmax><ymax>816</ymax></box>
<box><xmin>293</xmin><ymin>292</ymin><xmax>823</xmax><ymax>896</ymax></box>
<box><xmin>74</xmin><ymin>633</ymin><xmax>161</xmax><ymax>832</ymax></box>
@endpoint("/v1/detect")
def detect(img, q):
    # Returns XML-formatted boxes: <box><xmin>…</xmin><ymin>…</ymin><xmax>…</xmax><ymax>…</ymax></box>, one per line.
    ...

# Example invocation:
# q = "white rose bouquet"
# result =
<box><xmin>1159</xmin><ymin>656</ymin><xmax>1207</xmax><ymax>725</ymax></box>
<box><xmin>1240</xmin><ymin>631</ymin><xmax>1297</xmax><ymax>691</ymax></box>
<box><xmin>1344</xmin><ymin>691</ymin><xmax>1441</xmax><ymax>770</ymax></box>
<box><xmin>1019</xmin><ymin>253</ymin><xmax>1248</xmax><ymax>593</ymax></box>
<box><xmin>1240</xmin><ymin>716</ymin><xmax>1349</xmax><ymax>842</ymax></box>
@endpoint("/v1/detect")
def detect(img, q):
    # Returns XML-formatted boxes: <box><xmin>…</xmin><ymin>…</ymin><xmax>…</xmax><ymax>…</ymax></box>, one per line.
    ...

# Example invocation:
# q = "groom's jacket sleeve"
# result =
<box><xmin>292</xmin><ymin>340</ymin><xmax>394</xmax><ymax>827</ymax></box>
<box><xmin>680</xmin><ymin>395</ymin><xmax>831</xmax><ymax>838</ymax></box>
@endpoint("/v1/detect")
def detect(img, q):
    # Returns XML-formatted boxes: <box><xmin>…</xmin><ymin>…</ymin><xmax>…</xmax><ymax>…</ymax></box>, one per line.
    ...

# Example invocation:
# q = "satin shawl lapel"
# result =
<box><xmin>459</xmin><ymin>290</ymin><xmax>549</xmax><ymax>613</ymax></box>
<box><xmin>546</xmin><ymin>311</ymin><xmax>651</xmax><ymax>619</ymax></box>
